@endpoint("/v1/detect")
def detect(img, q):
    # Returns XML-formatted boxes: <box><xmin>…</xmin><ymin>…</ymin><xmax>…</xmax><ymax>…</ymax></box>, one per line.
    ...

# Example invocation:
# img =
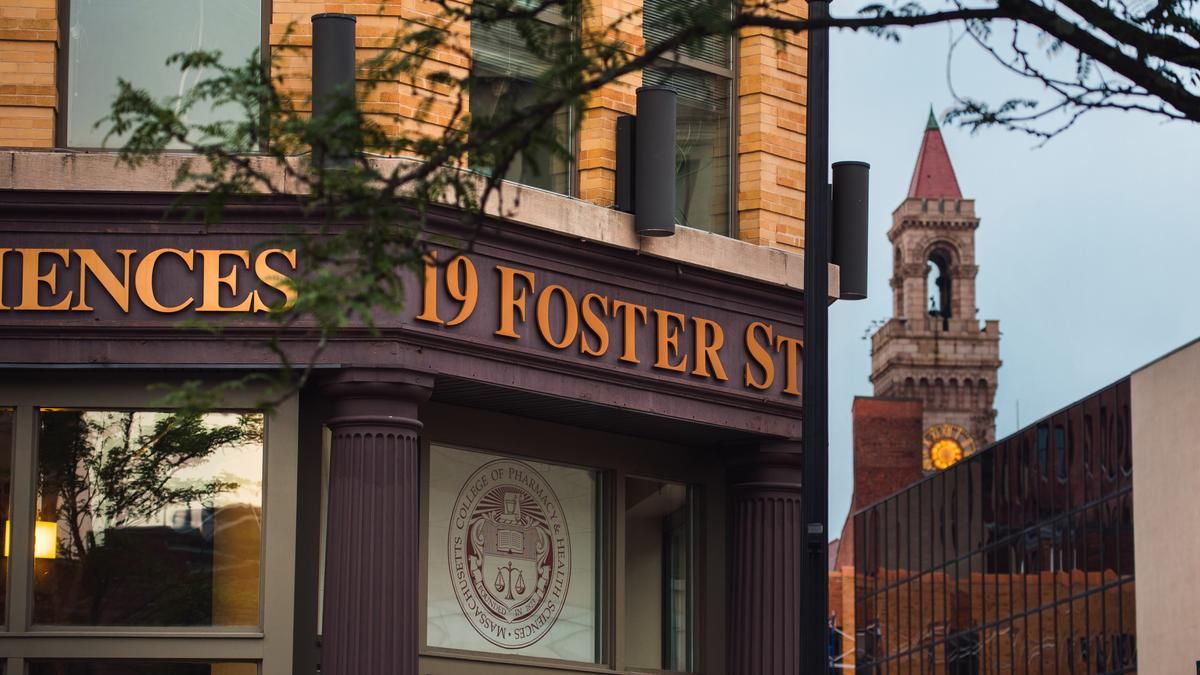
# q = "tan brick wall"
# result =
<box><xmin>577</xmin><ymin>0</ymin><xmax>810</xmax><ymax>253</ymax></box>
<box><xmin>577</xmin><ymin>0</ymin><xmax>641</xmax><ymax>206</ymax></box>
<box><xmin>737</xmin><ymin>10</ymin><xmax>807</xmax><ymax>252</ymax></box>
<box><xmin>0</xmin><ymin>0</ymin><xmax>57</xmax><ymax>147</ymax></box>
<box><xmin>270</xmin><ymin>0</ymin><xmax>469</xmax><ymax>146</ymax></box>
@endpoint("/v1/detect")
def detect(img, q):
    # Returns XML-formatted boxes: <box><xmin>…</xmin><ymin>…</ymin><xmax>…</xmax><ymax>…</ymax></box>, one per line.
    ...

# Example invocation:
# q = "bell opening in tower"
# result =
<box><xmin>926</xmin><ymin>249</ymin><xmax>953</xmax><ymax>330</ymax></box>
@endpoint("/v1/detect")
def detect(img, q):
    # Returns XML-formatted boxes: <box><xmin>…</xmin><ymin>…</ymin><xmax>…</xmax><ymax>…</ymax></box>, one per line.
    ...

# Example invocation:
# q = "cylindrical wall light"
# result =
<box><xmin>312</xmin><ymin>13</ymin><xmax>357</xmax><ymax>120</ymax></box>
<box><xmin>633</xmin><ymin>87</ymin><xmax>677</xmax><ymax>237</ymax></box>
<box><xmin>831</xmin><ymin>160</ymin><xmax>870</xmax><ymax>300</ymax></box>
<box><xmin>615</xmin><ymin>115</ymin><xmax>635</xmax><ymax>213</ymax></box>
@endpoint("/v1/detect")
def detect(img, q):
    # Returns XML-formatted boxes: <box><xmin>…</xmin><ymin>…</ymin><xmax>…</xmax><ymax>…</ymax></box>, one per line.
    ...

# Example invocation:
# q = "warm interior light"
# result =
<box><xmin>3</xmin><ymin>520</ymin><xmax>58</xmax><ymax>560</ymax></box>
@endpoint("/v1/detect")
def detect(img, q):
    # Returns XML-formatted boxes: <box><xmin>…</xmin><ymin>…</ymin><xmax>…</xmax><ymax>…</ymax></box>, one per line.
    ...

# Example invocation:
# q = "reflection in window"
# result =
<box><xmin>642</xmin><ymin>0</ymin><xmax>733</xmax><ymax>236</ymax></box>
<box><xmin>642</xmin><ymin>66</ymin><xmax>731</xmax><ymax>235</ymax></box>
<box><xmin>852</xmin><ymin>393</ymin><xmax>1139</xmax><ymax>673</ymax></box>
<box><xmin>29</xmin><ymin>662</ymin><xmax>257</xmax><ymax>675</ymax></box>
<box><xmin>67</xmin><ymin>0</ymin><xmax>261</xmax><ymax>148</ymax></box>
<box><xmin>0</xmin><ymin>409</ymin><xmax>10</xmax><ymax>622</ymax></box>
<box><xmin>34</xmin><ymin>410</ymin><xmax>264</xmax><ymax>626</ymax></box>
<box><xmin>469</xmin><ymin>16</ymin><xmax>573</xmax><ymax>195</ymax></box>
<box><xmin>624</xmin><ymin>476</ymin><xmax>693</xmax><ymax>671</ymax></box>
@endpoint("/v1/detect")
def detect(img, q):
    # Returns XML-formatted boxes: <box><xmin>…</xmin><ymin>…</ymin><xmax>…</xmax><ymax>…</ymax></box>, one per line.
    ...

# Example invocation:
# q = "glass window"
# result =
<box><xmin>66</xmin><ymin>0</ymin><xmax>262</xmax><ymax>148</ymax></box>
<box><xmin>872</xmin><ymin>501</ymin><xmax>884</xmax><ymax>579</ymax></box>
<box><xmin>898</xmin><ymin>492</ymin><xmax>909</xmax><ymax>577</ymax></box>
<box><xmin>624</xmin><ymin>476</ymin><xmax>694</xmax><ymax>671</ymax></box>
<box><xmin>1054</xmin><ymin>424</ymin><xmax>1068</xmax><ymax>484</ymax></box>
<box><xmin>425</xmin><ymin>444</ymin><xmax>600</xmax><ymax>663</ymax></box>
<box><xmin>0</xmin><ymin>408</ymin><xmax>11</xmax><ymax>621</ymax></box>
<box><xmin>642</xmin><ymin>66</ymin><xmax>731</xmax><ymax>234</ymax></box>
<box><xmin>642</xmin><ymin>0</ymin><xmax>733</xmax><ymax>236</ymax></box>
<box><xmin>33</xmin><ymin>409</ymin><xmax>264</xmax><ymax>626</ymax></box>
<box><xmin>881</xmin><ymin>499</ymin><xmax>891</xmax><ymax>575</ymax></box>
<box><xmin>1036</xmin><ymin>424</ymin><xmax>1049</xmax><ymax>480</ymax></box>
<box><xmin>469</xmin><ymin>12</ymin><xmax>574</xmax><ymax>195</ymax></box>
<box><xmin>29</xmin><ymin>663</ymin><xmax>257</xmax><ymax>675</ymax></box>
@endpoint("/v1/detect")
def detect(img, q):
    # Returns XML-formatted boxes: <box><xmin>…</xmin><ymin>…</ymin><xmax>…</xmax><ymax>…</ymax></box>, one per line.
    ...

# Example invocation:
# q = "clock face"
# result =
<box><xmin>922</xmin><ymin>423</ymin><xmax>977</xmax><ymax>472</ymax></box>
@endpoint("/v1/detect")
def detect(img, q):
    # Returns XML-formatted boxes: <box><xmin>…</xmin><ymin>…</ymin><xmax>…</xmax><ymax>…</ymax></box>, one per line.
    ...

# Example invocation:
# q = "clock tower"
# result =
<box><xmin>869</xmin><ymin>110</ymin><xmax>1001</xmax><ymax>472</ymax></box>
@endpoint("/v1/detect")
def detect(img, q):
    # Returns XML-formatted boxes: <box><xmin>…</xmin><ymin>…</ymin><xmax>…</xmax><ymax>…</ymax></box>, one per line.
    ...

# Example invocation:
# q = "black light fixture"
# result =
<box><xmin>831</xmin><ymin>160</ymin><xmax>870</xmax><ymax>300</ymax></box>
<box><xmin>311</xmin><ymin>13</ymin><xmax>357</xmax><ymax>164</ymax></box>
<box><xmin>616</xmin><ymin>115</ymin><xmax>635</xmax><ymax>213</ymax></box>
<box><xmin>615</xmin><ymin>87</ymin><xmax>677</xmax><ymax>237</ymax></box>
<box><xmin>312</xmin><ymin>13</ymin><xmax>357</xmax><ymax>118</ymax></box>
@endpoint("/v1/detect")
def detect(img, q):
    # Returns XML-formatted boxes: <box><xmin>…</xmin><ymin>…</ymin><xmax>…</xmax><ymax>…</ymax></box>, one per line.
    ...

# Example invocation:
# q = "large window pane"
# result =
<box><xmin>470</xmin><ymin>19</ymin><xmax>573</xmax><ymax>195</ymax></box>
<box><xmin>426</xmin><ymin>444</ymin><xmax>599</xmax><ymax>662</ymax></box>
<box><xmin>643</xmin><ymin>65</ymin><xmax>731</xmax><ymax>235</ymax></box>
<box><xmin>67</xmin><ymin>0</ymin><xmax>261</xmax><ymax>148</ymax></box>
<box><xmin>29</xmin><ymin>662</ymin><xmax>256</xmax><ymax>675</ymax></box>
<box><xmin>34</xmin><ymin>410</ymin><xmax>264</xmax><ymax>626</ymax></box>
<box><xmin>624</xmin><ymin>476</ymin><xmax>693</xmax><ymax>671</ymax></box>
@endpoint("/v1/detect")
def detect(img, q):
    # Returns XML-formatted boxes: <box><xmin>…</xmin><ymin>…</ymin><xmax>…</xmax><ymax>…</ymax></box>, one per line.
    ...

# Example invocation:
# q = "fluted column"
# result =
<box><xmin>321</xmin><ymin>369</ymin><xmax>433</xmax><ymax>675</ymax></box>
<box><xmin>729</xmin><ymin>441</ymin><xmax>805</xmax><ymax>675</ymax></box>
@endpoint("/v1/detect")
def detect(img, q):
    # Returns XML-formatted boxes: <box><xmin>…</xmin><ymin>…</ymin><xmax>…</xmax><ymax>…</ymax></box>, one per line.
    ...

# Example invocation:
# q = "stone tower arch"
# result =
<box><xmin>869</xmin><ymin>110</ymin><xmax>1002</xmax><ymax>458</ymax></box>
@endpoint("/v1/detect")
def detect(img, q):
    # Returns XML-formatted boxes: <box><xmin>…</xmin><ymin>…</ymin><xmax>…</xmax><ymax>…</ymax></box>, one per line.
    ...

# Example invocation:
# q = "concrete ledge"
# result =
<box><xmin>1</xmin><ymin>149</ymin><xmax>839</xmax><ymax>297</ymax></box>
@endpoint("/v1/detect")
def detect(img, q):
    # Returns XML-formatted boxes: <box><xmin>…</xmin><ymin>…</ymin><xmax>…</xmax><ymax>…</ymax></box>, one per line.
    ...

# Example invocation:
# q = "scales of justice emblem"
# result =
<box><xmin>449</xmin><ymin>459</ymin><xmax>571</xmax><ymax>649</ymax></box>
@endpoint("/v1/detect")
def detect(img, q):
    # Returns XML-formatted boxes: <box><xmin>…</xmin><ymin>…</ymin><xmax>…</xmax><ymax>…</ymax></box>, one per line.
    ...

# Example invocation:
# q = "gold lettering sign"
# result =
<box><xmin>419</xmin><ymin>254</ymin><xmax>804</xmax><ymax>396</ymax></box>
<box><xmin>0</xmin><ymin>247</ymin><xmax>298</xmax><ymax>315</ymax></box>
<box><xmin>1</xmin><ymin>246</ymin><xmax>802</xmax><ymax>397</ymax></box>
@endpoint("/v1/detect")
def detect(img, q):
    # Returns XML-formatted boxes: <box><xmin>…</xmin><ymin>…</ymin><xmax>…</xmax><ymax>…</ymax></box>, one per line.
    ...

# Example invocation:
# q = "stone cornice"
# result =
<box><xmin>887</xmin><ymin>217</ymin><xmax>980</xmax><ymax>242</ymax></box>
<box><xmin>0</xmin><ymin>149</ymin><xmax>840</xmax><ymax>299</ymax></box>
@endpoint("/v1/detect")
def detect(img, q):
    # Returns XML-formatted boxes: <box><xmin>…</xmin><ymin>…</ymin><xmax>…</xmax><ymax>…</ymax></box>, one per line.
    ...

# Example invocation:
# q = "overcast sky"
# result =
<box><xmin>827</xmin><ymin>21</ymin><xmax>1200</xmax><ymax>534</ymax></box>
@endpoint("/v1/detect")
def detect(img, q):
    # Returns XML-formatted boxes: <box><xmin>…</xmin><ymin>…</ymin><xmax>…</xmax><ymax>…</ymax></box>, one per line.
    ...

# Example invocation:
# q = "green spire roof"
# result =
<box><xmin>926</xmin><ymin>106</ymin><xmax>940</xmax><ymax>130</ymax></box>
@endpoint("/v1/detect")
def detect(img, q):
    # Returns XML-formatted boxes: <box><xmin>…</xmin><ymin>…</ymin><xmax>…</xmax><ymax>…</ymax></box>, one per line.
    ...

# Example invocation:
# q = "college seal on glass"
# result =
<box><xmin>448</xmin><ymin>459</ymin><xmax>571</xmax><ymax>649</ymax></box>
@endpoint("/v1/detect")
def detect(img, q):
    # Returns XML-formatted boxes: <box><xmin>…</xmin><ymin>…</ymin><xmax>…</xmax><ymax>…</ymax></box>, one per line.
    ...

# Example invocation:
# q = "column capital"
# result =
<box><xmin>322</xmin><ymin>368</ymin><xmax>433</xmax><ymax>430</ymax></box>
<box><xmin>727</xmin><ymin>439</ymin><xmax>803</xmax><ymax>496</ymax></box>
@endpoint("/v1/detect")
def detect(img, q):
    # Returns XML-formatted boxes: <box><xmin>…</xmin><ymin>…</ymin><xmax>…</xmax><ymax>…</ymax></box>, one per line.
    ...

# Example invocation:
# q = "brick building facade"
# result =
<box><xmin>0</xmin><ymin>0</ymin><xmax>810</xmax><ymax>251</ymax></box>
<box><xmin>0</xmin><ymin>0</ymin><xmax>834</xmax><ymax>673</ymax></box>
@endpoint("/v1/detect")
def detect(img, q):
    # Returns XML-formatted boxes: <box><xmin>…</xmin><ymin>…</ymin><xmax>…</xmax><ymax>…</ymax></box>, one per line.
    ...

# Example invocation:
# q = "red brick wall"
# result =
<box><xmin>835</xmin><ymin>396</ymin><xmax>924</xmax><ymax>570</ymax></box>
<box><xmin>850</xmin><ymin>396</ymin><xmax>924</xmax><ymax>510</ymax></box>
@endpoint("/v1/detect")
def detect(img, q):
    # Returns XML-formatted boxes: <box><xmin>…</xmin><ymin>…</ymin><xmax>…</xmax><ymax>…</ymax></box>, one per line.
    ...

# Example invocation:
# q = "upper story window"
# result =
<box><xmin>643</xmin><ymin>0</ymin><xmax>734</xmax><ymax>236</ymax></box>
<box><xmin>469</xmin><ymin>5</ymin><xmax>575</xmax><ymax>196</ymax></box>
<box><xmin>64</xmin><ymin>0</ymin><xmax>262</xmax><ymax>148</ymax></box>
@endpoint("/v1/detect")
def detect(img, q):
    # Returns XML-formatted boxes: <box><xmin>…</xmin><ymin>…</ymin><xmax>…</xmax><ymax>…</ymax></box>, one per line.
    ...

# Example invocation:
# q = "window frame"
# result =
<box><xmin>0</xmin><ymin>373</ymin><xmax>299</xmax><ymax>674</ymax></box>
<box><xmin>55</xmin><ymin>0</ymin><xmax>273</xmax><ymax>150</ymax></box>
<box><xmin>413</xmin><ymin>401</ymin><xmax>721</xmax><ymax>675</ymax></box>
<box><xmin>421</xmin><ymin>440</ymin><xmax>607</xmax><ymax>665</ymax></box>
<box><xmin>643</xmin><ymin>0</ymin><xmax>738</xmax><ymax>238</ymax></box>
<box><xmin>467</xmin><ymin>6</ymin><xmax>581</xmax><ymax>198</ymax></box>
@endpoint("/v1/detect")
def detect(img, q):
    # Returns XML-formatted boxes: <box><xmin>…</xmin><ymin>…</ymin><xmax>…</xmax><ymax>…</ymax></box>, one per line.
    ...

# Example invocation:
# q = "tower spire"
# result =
<box><xmin>907</xmin><ymin>107</ymin><xmax>962</xmax><ymax>199</ymax></box>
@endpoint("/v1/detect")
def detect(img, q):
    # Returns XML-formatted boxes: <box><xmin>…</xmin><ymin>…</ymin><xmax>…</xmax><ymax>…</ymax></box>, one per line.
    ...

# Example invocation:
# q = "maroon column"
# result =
<box><xmin>321</xmin><ymin>369</ymin><xmax>433</xmax><ymax>675</ymax></box>
<box><xmin>729</xmin><ymin>441</ymin><xmax>805</xmax><ymax>675</ymax></box>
